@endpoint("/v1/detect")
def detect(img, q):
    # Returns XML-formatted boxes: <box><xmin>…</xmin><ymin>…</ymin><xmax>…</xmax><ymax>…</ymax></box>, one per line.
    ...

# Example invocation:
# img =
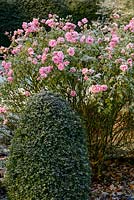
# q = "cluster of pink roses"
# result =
<box><xmin>39</xmin><ymin>66</ymin><xmax>53</xmax><ymax>78</ymax></box>
<box><xmin>124</xmin><ymin>18</ymin><xmax>134</xmax><ymax>32</ymax></box>
<box><xmin>1</xmin><ymin>14</ymin><xmax>134</xmax><ymax>103</ymax></box>
<box><xmin>11</xmin><ymin>45</ymin><xmax>22</xmax><ymax>55</ymax></box>
<box><xmin>22</xmin><ymin>18</ymin><xmax>40</xmax><ymax>35</ymax></box>
<box><xmin>52</xmin><ymin>51</ymin><xmax>69</xmax><ymax>71</ymax></box>
<box><xmin>89</xmin><ymin>85</ymin><xmax>108</xmax><ymax>94</ymax></box>
<box><xmin>1</xmin><ymin>61</ymin><xmax>13</xmax><ymax>82</ymax></box>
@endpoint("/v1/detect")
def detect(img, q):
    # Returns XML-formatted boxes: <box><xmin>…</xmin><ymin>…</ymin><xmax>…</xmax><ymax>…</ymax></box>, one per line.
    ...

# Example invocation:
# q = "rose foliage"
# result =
<box><xmin>0</xmin><ymin>14</ymin><xmax>134</xmax><ymax>171</ymax></box>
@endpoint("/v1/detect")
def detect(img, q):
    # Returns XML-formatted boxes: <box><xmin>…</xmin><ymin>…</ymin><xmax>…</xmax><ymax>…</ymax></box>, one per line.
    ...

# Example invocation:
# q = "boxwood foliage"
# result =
<box><xmin>65</xmin><ymin>0</ymin><xmax>101</xmax><ymax>22</ymax></box>
<box><xmin>15</xmin><ymin>0</ymin><xmax>100</xmax><ymax>23</ymax></box>
<box><xmin>16</xmin><ymin>0</ymin><xmax>100</xmax><ymax>22</ymax></box>
<box><xmin>6</xmin><ymin>92</ymin><xmax>91</xmax><ymax>200</ymax></box>
<box><xmin>13</xmin><ymin>0</ymin><xmax>69</xmax><ymax>24</ymax></box>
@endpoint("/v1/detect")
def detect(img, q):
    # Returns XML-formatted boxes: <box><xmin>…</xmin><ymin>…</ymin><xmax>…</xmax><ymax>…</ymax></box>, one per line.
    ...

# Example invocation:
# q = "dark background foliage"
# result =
<box><xmin>0</xmin><ymin>0</ymin><xmax>102</xmax><ymax>47</ymax></box>
<box><xmin>0</xmin><ymin>0</ymin><xmax>23</xmax><ymax>47</ymax></box>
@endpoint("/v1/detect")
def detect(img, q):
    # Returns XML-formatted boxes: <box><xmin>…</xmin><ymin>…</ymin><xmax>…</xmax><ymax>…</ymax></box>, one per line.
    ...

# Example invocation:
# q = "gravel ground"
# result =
<box><xmin>91</xmin><ymin>157</ymin><xmax>134</xmax><ymax>199</ymax></box>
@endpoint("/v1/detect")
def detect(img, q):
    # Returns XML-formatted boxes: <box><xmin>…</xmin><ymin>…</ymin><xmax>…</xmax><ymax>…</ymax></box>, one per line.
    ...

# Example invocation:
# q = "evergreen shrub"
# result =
<box><xmin>6</xmin><ymin>92</ymin><xmax>91</xmax><ymax>200</ymax></box>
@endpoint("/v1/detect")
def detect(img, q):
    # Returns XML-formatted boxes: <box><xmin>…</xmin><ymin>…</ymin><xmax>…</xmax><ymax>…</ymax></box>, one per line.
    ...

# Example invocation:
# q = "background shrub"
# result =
<box><xmin>15</xmin><ymin>0</ymin><xmax>69</xmax><ymax>24</ymax></box>
<box><xmin>14</xmin><ymin>0</ymin><xmax>101</xmax><ymax>23</ymax></box>
<box><xmin>5</xmin><ymin>92</ymin><xmax>91</xmax><ymax>200</ymax></box>
<box><xmin>64</xmin><ymin>0</ymin><xmax>101</xmax><ymax>22</ymax></box>
<box><xmin>0</xmin><ymin>0</ymin><xmax>22</xmax><ymax>47</ymax></box>
<box><xmin>0</xmin><ymin>0</ymin><xmax>103</xmax><ymax>47</ymax></box>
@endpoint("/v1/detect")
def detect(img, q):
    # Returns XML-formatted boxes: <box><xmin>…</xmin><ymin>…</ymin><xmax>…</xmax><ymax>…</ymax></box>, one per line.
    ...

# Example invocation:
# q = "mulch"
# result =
<box><xmin>91</xmin><ymin>157</ymin><xmax>134</xmax><ymax>199</ymax></box>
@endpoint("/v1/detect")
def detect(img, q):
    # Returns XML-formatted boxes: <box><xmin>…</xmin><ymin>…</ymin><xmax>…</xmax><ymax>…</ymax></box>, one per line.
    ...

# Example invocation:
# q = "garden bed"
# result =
<box><xmin>0</xmin><ymin>156</ymin><xmax>134</xmax><ymax>200</ymax></box>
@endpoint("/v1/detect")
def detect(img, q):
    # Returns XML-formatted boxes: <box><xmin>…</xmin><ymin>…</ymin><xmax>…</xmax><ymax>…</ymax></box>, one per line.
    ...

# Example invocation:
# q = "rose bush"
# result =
<box><xmin>0</xmin><ymin>14</ymin><xmax>134</xmax><ymax>173</ymax></box>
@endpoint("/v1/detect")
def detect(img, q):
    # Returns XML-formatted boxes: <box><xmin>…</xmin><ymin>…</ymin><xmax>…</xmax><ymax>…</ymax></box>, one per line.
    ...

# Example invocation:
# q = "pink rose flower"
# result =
<box><xmin>37</xmin><ymin>55</ymin><xmax>42</xmax><ymax>60</ymax></box>
<box><xmin>127</xmin><ymin>58</ymin><xmax>133</xmax><ymax>67</ymax></box>
<box><xmin>28</xmin><ymin>47</ymin><xmax>34</xmax><ymax>55</ymax></box>
<box><xmin>67</xmin><ymin>47</ymin><xmax>75</xmax><ymax>56</ymax></box>
<box><xmin>81</xmin><ymin>18</ymin><xmax>88</xmax><ymax>24</ymax></box>
<box><xmin>11</xmin><ymin>49</ymin><xmax>20</xmax><ymax>55</ymax></box>
<box><xmin>64</xmin><ymin>61</ymin><xmax>70</xmax><ymax>66</ymax></box>
<box><xmin>39</xmin><ymin>66</ymin><xmax>53</xmax><ymax>76</ymax></box>
<box><xmin>7</xmin><ymin>69</ymin><xmax>13</xmax><ymax>76</ymax></box>
<box><xmin>84</xmin><ymin>75</ymin><xmax>89</xmax><ymax>81</ymax></box>
<box><xmin>39</xmin><ymin>67</ymin><xmax>47</xmax><ymax>78</ymax></box>
<box><xmin>115</xmin><ymin>58</ymin><xmax>123</xmax><ymax>64</ymax></box>
<box><xmin>2</xmin><ymin>61</ymin><xmax>12</xmax><ymax>69</ymax></box>
<box><xmin>100</xmin><ymin>85</ymin><xmax>108</xmax><ymax>91</ymax></box>
<box><xmin>65</xmin><ymin>31</ymin><xmax>79</xmax><ymax>43</ymax></box>
<box><xmin>109</xmin><ymin>34</ymin><xmax>119</xmax><ymax>48</ymax></box>
<box><xmin>48</xmin><ymin>14</ymin><xmax>53</xmax><ymax>18</ymax></box>
<box><xmin>124</xmin><ymin>18</ymin><xmax>134</xmax><ymax>32</ymax></box>
<box><xmin>45</xmin><ymin>19</ymin><xmax>55</xmax><ymax>27</ymax></box>
<box><xmin>89</xmin><ymin>84</ymin><xmax>108</xmax><ymax>93</ymax></box>
<box><xmin>70</xmin><ymin>67</ymin><xmax>76</xmax><ymax>73</ymax></box>
<box><xmin>0</xmin><ymin>106</ymin><xmax>7</xmax><ymax>113</ymax></box>
<box><xmin>78</xmin><ymin>21</ymin><xmax>82</xmax><ymax>27</ymax></box>
<box><xmin>49</xmin><ymin>39</ymin><xmax>57</xmax><ymax>47</ymax></box>
<box><xmin>80</xmin><ymin>35</ymin><xmax>86</xmax><ymax>43</ymax></box>
<box><xmin>120</xmin><ymin>64</ymin><xmax>128</xmax><ymax>72</ymax></box>
<box><xmin>32</xmin><ymin>18</ymin><xmax>39</xmax><ymax>26</ymax></box>
<box><xmin>82</xmin><ymin>68</ymin><xmax>88</xmax><ymax>75</ymax></box>
<box><xmin>44</xmin><ymin>48</ymin><xmax>49</xmax><ymax>53</ymax></box>
<box><xmin>7</xmin><ymin>76</ymin><xmax>13</xmax><ymax>82</ymax></box>
<box><xmin>89</xmin><ymin>85</ymin><xmax>101</xmax><ymax>93</ymax></box>
<box><xmin>57</xmin><ymin>37</ymin><xmax>65</xmax><ymax>44</ymax></box>
<box><xmin>41</xmin><ymin>19</ymin><xmax>46</xmax><ymax>24</ymax></box>
<box><xmin>126</xmin><ymin>43</ymin><xmax>134</xmax><ymax>49</ymax></box>
<box><xmin>57</xmin><ymin>63</ymin><xmax>65</xmax><ymax>71</ymax></box>
<box><xmin>63</xmin><ymin>22</ymin><xmax>76</xmax><ymax>31</ymax></box>
<box><xmin>86</xmin><ymin>36</ymin><xmax>94</xmax><ymax>45</ymax></box>
<box><xmin>70</xmin><ymin>90</ymin><xmax>76</xmax><ymax>97</ymax></box>
<box><xmin>22</xmin><ymin>22</ymin><xmax>28</xmax><ymax>30</ymax></box>
<box><xmin>41</xmin><ymin>53</ymin><xmax>47</xmax><ymax>63</ymax></box>
<box><xmin>32</xmin><ymin>58</ymin><xmax>38</xmax><ymax>65</ymax></box>
<box><xmin>52</xmin><ymin>51</ymin><xmax>64</xmax><ymax>64</ymax></box>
